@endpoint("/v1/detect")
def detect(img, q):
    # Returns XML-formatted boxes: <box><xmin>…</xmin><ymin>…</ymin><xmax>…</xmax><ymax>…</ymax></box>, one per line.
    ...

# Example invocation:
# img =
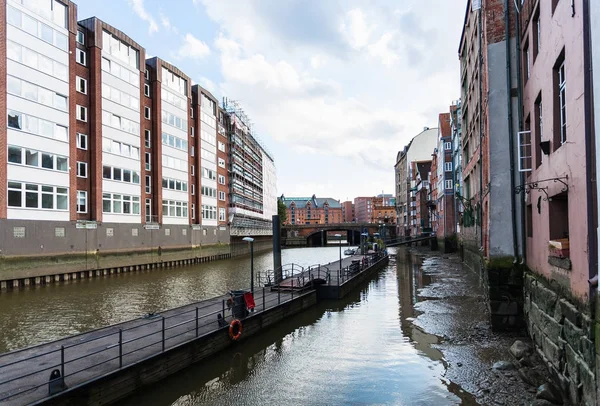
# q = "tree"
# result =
<box><xmin>277</xmin><ymin>199</ymin><xmax>288</xmax><ymax>225</ymax></box>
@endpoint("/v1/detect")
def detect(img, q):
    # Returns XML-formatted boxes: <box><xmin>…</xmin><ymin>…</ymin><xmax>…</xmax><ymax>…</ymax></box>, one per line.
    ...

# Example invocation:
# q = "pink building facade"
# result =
<box><xmin>521</xmin><ymin>0</ymin><xmax>591</xmax><ymax>301</ymax></box>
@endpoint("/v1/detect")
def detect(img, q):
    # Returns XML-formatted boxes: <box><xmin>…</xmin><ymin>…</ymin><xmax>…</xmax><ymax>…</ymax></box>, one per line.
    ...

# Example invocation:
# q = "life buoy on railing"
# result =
<box><xmin>229</xmin><ymin>319</ymin><xmax>242</xmax><ymax>341</ymax></box>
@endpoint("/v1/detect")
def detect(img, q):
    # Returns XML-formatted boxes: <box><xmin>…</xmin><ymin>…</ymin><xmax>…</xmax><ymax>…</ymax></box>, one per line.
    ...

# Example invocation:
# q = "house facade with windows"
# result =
<box><xmin>434</xmin><ymin>112</ymin><xmax>456</xmax><ymax>249</ymax></box>
<box><xmin>280</xmin><ymin>195</ymin><xmax>342</xmax><ymax>225</ymax></box>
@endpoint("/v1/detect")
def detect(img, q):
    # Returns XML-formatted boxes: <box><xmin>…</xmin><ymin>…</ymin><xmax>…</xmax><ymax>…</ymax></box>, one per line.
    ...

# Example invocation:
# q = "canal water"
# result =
<box><xmin>0</xmin><ymin>247</ymin><xmax>476</xmax><ymax>405</ymax></box>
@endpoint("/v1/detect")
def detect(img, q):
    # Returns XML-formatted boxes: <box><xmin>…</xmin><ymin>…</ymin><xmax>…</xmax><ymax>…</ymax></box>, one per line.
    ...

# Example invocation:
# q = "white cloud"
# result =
<box><xmin>160</xmin><ymin>13</ymin><xmax>178</xmax><ymax>34</ymax></box>
<box><xmin>199</xmin><ymin>1</ymin><xmax>465</xmax><ymax>198</ymax></box>
<box><xmin>175</xmin><ymin>33</ymin><xmax>211</xmax><ymax>60</ymax></box>
<box><xmin>339</xmin><ymin>9</ymin><xmax>372</xmax><ymax>50</ymax></box>
<box><xmin>128</xmin><ymin>0</ymin><xmax>158</xmax><ymax>34</ymax></box>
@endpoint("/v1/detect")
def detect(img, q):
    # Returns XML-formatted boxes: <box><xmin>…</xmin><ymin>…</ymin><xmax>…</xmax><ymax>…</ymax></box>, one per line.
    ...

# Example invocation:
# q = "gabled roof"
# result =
<box><xmin>280</xmin><ymin>195</ymin><xmax>341</xmax><ymax>208</ymax></box>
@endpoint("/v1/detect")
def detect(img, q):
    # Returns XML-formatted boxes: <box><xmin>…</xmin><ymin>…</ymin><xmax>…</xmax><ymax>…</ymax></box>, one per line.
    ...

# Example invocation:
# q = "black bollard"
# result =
<box><xmin>48</xmin><ymin>369</ymin><xmax>66</xmax><ymax>395</ymax></box>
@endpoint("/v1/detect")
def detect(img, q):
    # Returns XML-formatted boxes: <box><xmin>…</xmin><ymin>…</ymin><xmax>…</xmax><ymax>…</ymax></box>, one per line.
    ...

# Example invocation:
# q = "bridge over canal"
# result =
<box><xmin>282</xmin><ymin>223</ymin><xmax>396</xmax><ymax>247</ymax></box>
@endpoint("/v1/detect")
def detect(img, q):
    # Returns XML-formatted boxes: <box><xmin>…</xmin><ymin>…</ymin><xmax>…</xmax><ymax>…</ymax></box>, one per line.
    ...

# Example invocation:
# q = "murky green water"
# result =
<box><xmin>0</xmin><ymin>247</ymin><xmax>476</xmax><ymax>405</ymax></box>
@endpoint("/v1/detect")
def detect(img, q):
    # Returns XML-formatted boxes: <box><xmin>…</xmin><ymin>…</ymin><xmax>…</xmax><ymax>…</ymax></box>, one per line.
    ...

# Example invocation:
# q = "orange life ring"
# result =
<box><xmin>229</xmin><ymin>319</ymin><xmax>242</xmax><ymax>341</ymax></box>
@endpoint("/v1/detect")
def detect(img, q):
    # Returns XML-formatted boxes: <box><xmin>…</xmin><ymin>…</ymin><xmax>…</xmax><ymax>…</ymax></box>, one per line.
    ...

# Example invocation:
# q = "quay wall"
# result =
<box><xmin>0</xmin><ymin>219</ymin><xmax>273</xmax><ymax>288</ymax></box>
<box><xmin>41</xmin><ymin>291</ymin><xmax>318</xmax><ymax>406</ymax></box>
<box><xmin>524</xmin><ymin>272</ymin><xmax>596</xmax><ymax>406</ymax></box>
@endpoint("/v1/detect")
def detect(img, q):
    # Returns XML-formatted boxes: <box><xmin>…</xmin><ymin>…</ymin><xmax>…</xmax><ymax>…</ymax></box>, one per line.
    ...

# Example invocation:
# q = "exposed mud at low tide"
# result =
<box><xmin>398</xmin><ymin>248</ymin><xmax>551</xmax><ymax>406</ymax></box>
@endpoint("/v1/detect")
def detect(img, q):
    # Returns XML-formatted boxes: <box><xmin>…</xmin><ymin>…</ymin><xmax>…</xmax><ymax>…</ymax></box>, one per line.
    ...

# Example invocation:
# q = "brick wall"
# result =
<box><xmin>74</xmin><ymin>26</ymin><xmax>91</xmax><ymax>221</ymax></box>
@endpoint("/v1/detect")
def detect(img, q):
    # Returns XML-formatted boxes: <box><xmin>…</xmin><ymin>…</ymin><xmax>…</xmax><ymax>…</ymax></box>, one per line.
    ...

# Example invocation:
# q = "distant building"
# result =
<box><xmin>341</xmin><ymin>201</ymin><xmax>355</xmax><ymax>222</ymax></box>
<box><xmin>450</xmin><ymin>100</ymin><xmax>463</xmax><ymax>233</ymax></box>
<box><xmin>280</xmin><ymin>195</ymin><xmax>342</xmax><ymax>225</ymax></box>
<box><xmin>395</xmin><ymin>128</ymin><xmax>438</xmax><ymax>236</ymax></box>
<box><xmin>434</xmin><ymin>112</ymin><xmax>456</xmax><ymax>248</ymax></box>
<box><xmin>413</xmin><ymin>161</ymin><xmax>432</xmax><ymax>235</ymax></box>
<box><xmin>353</xmin><ymin>196</ymin><xmax>373</xmax><ymax>223</ymax></box>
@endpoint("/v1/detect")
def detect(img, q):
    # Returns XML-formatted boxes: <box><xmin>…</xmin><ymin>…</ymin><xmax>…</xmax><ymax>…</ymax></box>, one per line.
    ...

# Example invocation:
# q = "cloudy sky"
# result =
<box><xmin>76</xmin><ymin>0</ymin><xmax>465</xmax><ymax>202</ymax></box>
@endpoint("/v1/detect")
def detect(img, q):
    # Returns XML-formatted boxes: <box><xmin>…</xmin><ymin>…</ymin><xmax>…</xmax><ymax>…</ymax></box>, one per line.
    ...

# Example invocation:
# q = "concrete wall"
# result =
<box><xmin>524</xmin><ymin>272</ymin><xmax>596</xmax><ymax>406</ymax></box>
<box><xmin>0</xmin><ymin>219</ymin><xmax>232</xmax><ymax>281</ymax></box>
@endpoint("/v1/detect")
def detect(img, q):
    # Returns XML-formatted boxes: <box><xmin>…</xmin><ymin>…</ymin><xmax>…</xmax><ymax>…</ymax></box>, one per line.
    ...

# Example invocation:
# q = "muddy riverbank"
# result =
<box><xmin>402</xmin><ymin>247</ymin><xmax>553</xmax><ymax>405</ymax></box>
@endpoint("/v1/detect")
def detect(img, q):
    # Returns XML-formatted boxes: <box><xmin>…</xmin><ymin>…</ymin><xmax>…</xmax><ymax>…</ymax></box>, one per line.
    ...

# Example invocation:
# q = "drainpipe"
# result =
<box><xmin>505</xmin><ymin>0</ymin><xmax>519</xmax><ymax>261</ymax></box>
<box><xmin>478</xmin><ymin>3</ymin><xmax>484</xmax><ymax>252</ymax></box>
<box><xmin>513</xmin><ymin>1</ymin><xmax>527</xmax><ymax>264</ymax></box>
<box><xmin>582</xmin><ymin>0</ymin><xmax>598</xmax><ymax>298</ymax></box>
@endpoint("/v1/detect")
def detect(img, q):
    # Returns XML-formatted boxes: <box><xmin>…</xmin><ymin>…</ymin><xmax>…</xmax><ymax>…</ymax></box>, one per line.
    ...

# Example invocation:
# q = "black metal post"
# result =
<box><xmin>60</xmin><ymin>345</ymin><xmax>64</xmax><ymax>379</ymax></box>
<box><xmin>119</xmin><ymin>329</ymin><xmax>123</xmax><ymax>368</ymax></box>
<box><xmin>196</xmin><ymin>307</ymin><xmax>199</xmax><ymax>337</ymax></box>
<box><xmin>262</xmin><ymin>287</ymin><xmax>266</xmax><ymax>311</ymax></box>
<box><xmin>222</xmin><ymin>299</ymin><xmax>225</xmax><ymax>319</ymax></box>
<box><xmin>278</xmin><ymin>286</ymin><xmax>281</xmax><ymax>304</ymax></box>
<box><xmin>291</xmin><ymin>279</ymin><xmax>294</xmax><ymax>299</ymax></box>
<box><xmin>250</xmin><ymin>241</ymin><xmax>254</xmax><ymax>293</ymax></box>
<box><xmin>272</xmin><ymin>215</ymin><xmax>282</xmax><ymax>281</ymax></box>
<box><xmin>162</xmin><ymin>317</ymin><xmax>165</xmax><ymax>352</ymax></box>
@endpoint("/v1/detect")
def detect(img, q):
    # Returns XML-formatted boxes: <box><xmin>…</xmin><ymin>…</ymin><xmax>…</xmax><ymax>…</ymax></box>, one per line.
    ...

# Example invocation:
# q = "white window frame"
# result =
<box><xmin>76</xmin><ymin>76</ymin><xmax>87</xmax><ymax>94</ymax></box>
<box><xmin>145</xmin><ymin>69</ymin><xmax>150</xmax><ymax>80</ymax></box>
<box><xmin>444</xmin><ymin>142</ymin><xmax>451</xmax><ymax>151</ymax></box>
<box><xmin>77</xmin><ymin>133</ymin><xmax>88</xmax><ymax>150</ymax></box>
<box><xmin>145</xmin><ymin>130</ymin><xmax>151</xmax><ymax>148</ymax></box>
<box><xmin>77</xmin><ymin>105</ymin><xmax>87</xmax><ymax>122</ymax></box>
<box><xmin>77</xmin><ymin>31</ymin><xmax>85</xmax><ymax>45</ymax></box>
<box><xmin>219</xmin><ymin>207</ymin><xmax>226</xmax><ymax>221</ymax></box>
<box><xmin>191</xmin><ymin>184</ymin><xmax>195</xmax><ymax>195</ymax></box>
<box><xmin>218</xmin><ymin>175</ymin><xmax>225</xmax><ymax>185</ymax></box>
<box><xmin>558</xmin><ymin>61</ymin><xmax>566</xmax><ymax>144</ymax></box>
<box><xmin>191</xmin><ymin>146</ymin><xmax>195</xmax><ymax>157</ymax></box>
<box><xmin>445</xmin><ymin>179</ymin><xmax>453</xmax><ymax>190</ymax></box>
<box><xmin>76</xmin><ymin>48</ymin><xmax>86</xmax><ymax>66</ymax></box>
<box><xmin>77</xmin><ymin>190</ymin><xmax>87</xmax><ymax>213</ymax></box>
<box><xmin>517</xmin><ymin>130</ymin><xmax>532</xmax><ymax>172</ymax></box>
<box><xmin>145</xmin><ymin>152</ymin><xmax>151</xmax><ymax>171</ymax></box>
<box><xmin>219</xmin><ymin>191</ymin><xmax>226</xmax><ymax>201</ymax></box>
<box><xmin>145</xmin><ymin>175</ymin><xmax>151</xmax><ymax>193</ymax></box>
<box><xmin>191</xmin><ymin>165</ymin><xmax>195</xmax><ymax>176</ymax></box>
<box><xmin>144</xmin><ymin>106</ymin><xmax>151</xmax><ymax>120</ymax></box>
<box><xmin>77</xmin><ymin>161</ymin><xmax>87</xmax><ymax>178</ymax></box>
<box><xmin>191</xmin><ymin>127</ymin><xmax>194</xmax><ymax>137</ymax></box>
<box><xmin>444</xmin><ymin>162</ymin><xmax>452</xmax><ymax>172</ymax></box>
<box><xmin>144</xmin><ymin>84</ymin><xmax>150</xmax><ymax>97</ymax></box>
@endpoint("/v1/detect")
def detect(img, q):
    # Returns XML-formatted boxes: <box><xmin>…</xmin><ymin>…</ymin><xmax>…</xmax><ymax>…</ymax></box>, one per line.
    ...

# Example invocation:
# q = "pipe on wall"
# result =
<box><xmin>513</xmin><ymin>0</ymin><xmax>526</xmax><ymax>264</ymax></box>
<box><xmin>582</xmin><ymin>0</ymin><xmax>598</xmax><ymax>299</ymax></box>
<box><xmin>478</xmin><ymin>2</ymin><xmax>484</xmax><ymax>252</ymax></box>
<box><xmin>505</xmin><ymin>0</ymin><xmax>519</xmax><ymax>261</ymax></box>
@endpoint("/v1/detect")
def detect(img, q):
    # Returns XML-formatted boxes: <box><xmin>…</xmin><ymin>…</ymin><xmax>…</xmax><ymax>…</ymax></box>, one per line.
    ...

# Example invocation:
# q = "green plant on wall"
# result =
<box><xmin>277</xmin><ymin>199</ymin><xmax>288</xmax><ymax>225</ymax></box>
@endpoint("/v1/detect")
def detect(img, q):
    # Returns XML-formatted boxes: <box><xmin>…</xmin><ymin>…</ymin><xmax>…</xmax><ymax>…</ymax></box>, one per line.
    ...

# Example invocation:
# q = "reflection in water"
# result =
<box><xmin>0</xmin><ymin>247</ymin><xmax>344</xmax><ymax>353</ymax></box>
<box><xmin>123</xmin><ymin>247</ymin><xmax>476</xmax><ymax>406</ymax></box>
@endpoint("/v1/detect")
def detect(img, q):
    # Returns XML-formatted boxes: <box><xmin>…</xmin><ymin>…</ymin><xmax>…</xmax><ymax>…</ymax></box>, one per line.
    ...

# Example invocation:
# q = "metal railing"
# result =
<box><xmin>0</xmin><ymin>285</ymin><xmax>311</xmax><ymax>405</ymax></box>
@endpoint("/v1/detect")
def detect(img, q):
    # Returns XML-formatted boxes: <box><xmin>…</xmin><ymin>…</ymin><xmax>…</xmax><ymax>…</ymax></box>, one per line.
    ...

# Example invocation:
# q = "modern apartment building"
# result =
<box><xmin>0</xmin><ymin>1</ymin><xmax>275</xmax><ymax>278</ymax></box>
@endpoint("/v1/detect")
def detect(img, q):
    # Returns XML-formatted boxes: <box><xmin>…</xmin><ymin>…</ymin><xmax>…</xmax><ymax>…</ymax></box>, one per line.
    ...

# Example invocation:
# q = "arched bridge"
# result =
<box><xmin>282</xmin><ymin>223</ymin><xmax>396</xmax><ymax>247</ymax></box>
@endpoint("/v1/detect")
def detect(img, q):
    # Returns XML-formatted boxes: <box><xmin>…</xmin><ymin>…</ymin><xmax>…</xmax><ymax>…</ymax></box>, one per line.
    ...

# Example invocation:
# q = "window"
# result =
<box><xmin>553</xmin><ymin>51</ymin><xmax>566</xmax><ymax>150</ymax></box>
<box><xmin>219</xmin><ymin>208</ymin><xmax>226</xmax><ymax>221</ymax></box>
<box><xmin>190</xmin><ymin>108</ymin><xmax>194</xmax><ymax>118</ymax></box>
<box><xmin>517</xmin><ymin>130</ymin><xmax>532</xmax><ymax>172</ymax></box>
<box><xmin>76</xmin><ymin>76</ymin><xmax>87</xmax><ymax>94</ymax></box>
<box><xmin>444</xmin><ymin>162</ymin><xmax>452</xmax><ymax>172</ymax></box>
<box><xmin>103</xmin><ymin>193</ymin><xmax>140</xmax><ymax>215</ymax></box>
<box><xmin>145</xmin><ymin>130</ymin><xmax>151</xmax><ymax>148</ymax></box>
<box><xmin>191</xmin><ymin>127</ymin><xmax>194</xmax><ymax>137</ymax></box>
<box><xmin>548</xmin><ymin>193</ymin><xmax>569</xmax><ymax>259</ymax></box>
<box><xmin>534</xmin><ymin>94</ymin><xmax>543</xmax><ymax>168</ymax></box>
<box><xmin>191</xmin><ymin>184</ymin><xmax>195</xmax><ymax>195</ymax></box>
<box><xmin>145</xmin><ymin>175</ymin><xmax>151</xmax><ymax>193</ymax></box>
<box><xmin>145</xmin><ymin>152</ymin><xmax>151</xmax><ymax>171</ymax></box>
<box><xmin>201</xmin><ymin>204</ymin><xmax>217</xmax><ymax>220</ymax></box>
<box><xmin>202</xmin><ymin>186</ymin><xmax>217</xmax><ymax>198</ymax></box>
<box><xmin>8</xmin><ymin>181</ymin><xmax>68</xmax><ymax>210</ymax></box>
<box><xmin>218</xmin><ymin>158</ymin><xmax>226</xmax><ymax>168</ymax></box>
<box><xmin>77</xmin><ymin>162</ymin><xmax>87</xmax><ymax>178</ymax></box>
<box><xmin>524</xmin><ymin>40</ymin><xmax>530</xmax><ymax>80</ymax></box>
<box><xmin>161</xmin><ymin>132</ymin><xmax>188</xmax><ymax>151</ymax></box>
<box><xmin>144</xmin><ymin>107</ymin><xmax>150</xmax><ymax>120</ymax></box>
<box><xmin>161</xmin><ymin>177</ymin><xmax>188</xmax><ymax>192</ymax></box>
<box><xmin>533</xmin><ymin>9</ymin><xmax>540</xmax><ymax>60</ymax></box>
<box><xmin>445</xmin><ymin>180</ymin><xmax>453</xmax><ymax>190</ymax></box>
<box><xmin>77</xmin><ymin>191</ymin><xmax>87</xmax><ymax>213</ymax></box>
<box><xmin>102</xmin><ymin>165</ymin><xmax>140</xmax><ymax>184</ymax></box>
<box><xmin>191</xmin><ymin>165</ymin><xmax>195</xmax><ymax>176</ymax></box>
<box><xmin>77</xmin><ymin>105</ymin><xmax>87</xmax><ymax>122</ymax></box>
<box><xmin>218</xmin><ymin>175</ymin><xmax>225</xmax><ymax>185</ymax></box>
<box><xmin>219</xmin><ymin>191</ymin><xmax>226</xmax><ymax>201</ymax></box>
<box><xmin>162</xmin><ymin>200</ymin><xmax>189</xmax><ymax>218</ymax></box>
<box><xmin>191</xmin><ymin>146</ymin><xmax>195</xmax><ymax>157</ymax></box>
<box><xmin>444</xmin><ymin>142</ymin><xmax>451</xmax><ymax>150</ymax></box>
<box><xmin>218</xmin><ymin>141</ymin><xmax>225</xmax><ymax>152</ymax></box>
<box><xmin>144</xmin><ymin>84</ymin><xmax>150</xmax><ymax>97</ymax></box>
<box><xmin>145</xmin><ymin>69</ymin><xmax>150</xmax><ymax>80</ymax></box>
<box><xmin>76</xmin><ymin>49</ymin><xmax>86</xmax><ymax>66</ymax></box>
<box><xmin>77</xmin><ymin>31</ymin><xmax>85</xmax><ymax>45</ymax></box>
<box><xmin>8</xmin><ymin>146</ymin><xmax>67</xmax><ymax>172</ymax></box>
<box><xmin>145</xmin><ymin>198</ymin><xmax>152</xmax><ymax>222</ymax></box>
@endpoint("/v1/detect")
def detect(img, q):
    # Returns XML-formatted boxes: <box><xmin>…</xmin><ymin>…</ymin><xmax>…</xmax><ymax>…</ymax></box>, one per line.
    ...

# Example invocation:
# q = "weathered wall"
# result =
<box><xmin>524</xmin><ymin>272</ymin><xmax>596</xmax><ymax>406</ymax></box>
